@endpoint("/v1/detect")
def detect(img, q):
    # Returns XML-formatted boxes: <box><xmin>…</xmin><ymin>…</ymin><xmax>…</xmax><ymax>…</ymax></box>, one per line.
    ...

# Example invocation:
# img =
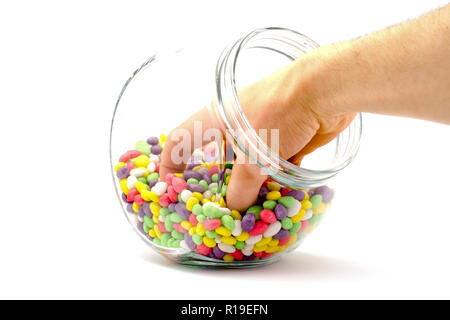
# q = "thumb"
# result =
<box><xmin>226</xmin><ymin>162</ymin><xmax>268</xmax><ymax>212</ymax></box>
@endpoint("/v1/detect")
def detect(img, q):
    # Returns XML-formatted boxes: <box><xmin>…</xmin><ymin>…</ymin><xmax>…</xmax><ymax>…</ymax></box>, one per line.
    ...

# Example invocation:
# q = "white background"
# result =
<box><xmin>0</xmin><ymin>0</ymin><xmax>449</xmax><ymax>299</ymax></box>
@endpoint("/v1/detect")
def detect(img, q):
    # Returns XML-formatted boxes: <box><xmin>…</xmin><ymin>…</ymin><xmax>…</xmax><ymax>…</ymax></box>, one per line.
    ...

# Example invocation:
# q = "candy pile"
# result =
<box><xmin>114</xmin><ymin>134</ymin><xmax>334</xmax><ymax>262</ymax></box>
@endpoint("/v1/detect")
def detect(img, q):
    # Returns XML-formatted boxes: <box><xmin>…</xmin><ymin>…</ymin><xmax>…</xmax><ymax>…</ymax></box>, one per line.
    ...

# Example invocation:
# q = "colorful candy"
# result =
<box><xmin>115</xmin><ymin>135</ymin><xmax>334</xmax><ymax>263</ymax></box>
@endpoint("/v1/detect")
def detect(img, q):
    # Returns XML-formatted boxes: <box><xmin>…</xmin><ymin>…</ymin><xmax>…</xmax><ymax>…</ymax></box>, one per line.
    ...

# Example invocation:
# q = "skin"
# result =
<box><xmin>161</xmin><ymin>4</ymin><xmax>450</xmax><ymax>212</ymax></box>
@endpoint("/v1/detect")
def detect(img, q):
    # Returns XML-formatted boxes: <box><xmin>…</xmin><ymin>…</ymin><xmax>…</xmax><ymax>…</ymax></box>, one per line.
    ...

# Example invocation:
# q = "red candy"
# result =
<box><xmin>157</xmin><ymin>222</ymin><xmax>167</xmax><ymax>233</ymax></box>
<box><xmin>260</xmin><ymin>209</ymin><xmax>276</xmax><ymax>224</ymax></box>
<box><xmin>248</xmin><ymin>221</ymin><xmax>268</xmax><ymax>236</ymax></box>
<box><xmin>155</xmin><ymin>162</ymin><xmax>160</xmax><ymax>173</ymax></box>
<box><xmin>195</xmin><ymin>243</ymin><xmax>212</xmax><ymax>256</ymax></box>
<box><xmin>134</xmin><ymin>194</ymin><xmax>144</xmax><ymax>205</ymax></box>
<box><xmin>159</xmin><ymin>193</ymin><xmax>171</xmax><ymax>207</ymax></box>
<box><xmin>167</xmin><ymin>186</ymin><xmax>178</xmax><ymax>202</ymax></box>
<box><xmin>278</xmin><ymin>236</ymin><xmax>291</xmax><ymax>246</ymax></box>
<box><xmin>260</xmin><ymin>252</ymin><xmax>274</xmax><ymax>259</ymax></box>
<box><xmin>298</xmin><ymin>220</ymin><xmax>308</xmax><ymax>233</ymax></box>
<box><xmin>203</xmin><ymin>219</ymin><xmax>221</xmax><ymax>230</ymax></box>
<box><xmin>189</xmin><ymin>214</ymin><xmax>198</xmax><ymax>226</ymax></box>
<box><xmin>127</xmin><ymin>188</ymin><xmax>139</xmax><ymax>202</ymax></box>
<box><xmin>119</xmin><ymin>150</ymin><xmax>142</xmax><ymax>163</ymax></box>
<box><xmin>230</xmin><ymin>249</ymin><xmax>243</xmax><ymax>261</ymax></box>
<box><xmin>208</xmin><ymin>165</ymin><xmax>218</xmax><ymax>176</ymax></box>
<box><xmin>172</xmin><ymin>177</ymin><xmax>187</xmax><ymax>193</ymax></box>
<box><xmin>173</xmin><ymin>223</ymin><xmax>186</xmax><ymax>233</ymax></box>
<box><xmin>281</xmin><ymin>188</ymin><xmax>291</xmax><ymax>197</ymax></box>
<box><xmin>253</xmin><ymin>251</ymin><xmax>263</xmax><ymax>258</ymax></box>
<box><xmin>126</xmin><ymin>161</ymin><xmax>135</xmax><ymax>171</ymax></box>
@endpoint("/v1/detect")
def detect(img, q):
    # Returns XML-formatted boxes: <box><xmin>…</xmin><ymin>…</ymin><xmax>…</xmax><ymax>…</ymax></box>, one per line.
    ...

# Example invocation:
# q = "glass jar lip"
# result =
<box><xmin>215</xmin><ymin>27</ymin><xmax>362</xmax><ymax>187</ymax></box>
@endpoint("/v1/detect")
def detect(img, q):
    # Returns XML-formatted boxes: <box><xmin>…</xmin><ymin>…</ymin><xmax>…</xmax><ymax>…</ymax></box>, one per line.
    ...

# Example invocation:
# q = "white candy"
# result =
<box><xmin>243</xmin><ymin>243</ymin><xmax>254</xmax><ymax>251</ymax></box>
<box><xmin>137</xmin><ymin>215</ymin><xmax>144</xmax><ymax>223</ymax></box>
<box><xmin>219</xmin><ymin>208</ymin><xmax>231</xmax><ymax>215</ymax></box>
<box><xmin>147</xmin><ymin>162</ymin><xmax>156</xmax><ymax>173</ymax></box>
<box><xmin>192</xmin><ymin>149</ymin><xmax>205</xmax><ymax>159</ymax></box>
<box><xmin>158</xmin><ymin>215</ymin><xmax>165</xmax><ymax>222</ymax></box>
<box><xmin>202</xmin><ymin>201</ymin><xmax>219</xmax><ymax>208</ymax></box>
<box><xmin>180</xmin><ymin>240</ymin><xmax>189</xmax><ymax>251</ymax></box>
<box><xmin>302</xmin><ymin>209</ymin><xmax>313</xmax><ymax>221</ymax></box>
<box><xmin>225</xmin><ymin>168</ymin><xmax>232</xmax><ymax>175</ymax></box>
<box><xmin>287</xmin><ymin>199</ymin><xmax>302</xmax><ymax>217</ymax></box>
<box><xmin>218</xmin><ymin>242</ymin><xmax>236</xmax><ymax>253</ymax></box>
<box><xmin>151</xmin><ymin>181</ymin><xmax>168</xmax><ymax>196</ymax></box>
<box><xmin>245</xmin><ymin>235</ymin><xmax>262</xmax><ymax>245</ymax></box>
<box><xmin>242</xmin><ymin>248</ymin><xmax>254</xmax><ymax>256</ymax></box>
<box><xmin>202</xmin><ymin>190</ymin><xmax>213</xmax><ymax>200</ymax></box>
<box><xmin>149</xmin><ymin>154</ymin><xmax>159</xmax><ymax>163</ymax></box>
<box><xmin>263</xmin><ymin>221</ymin><xmax>282</xmax><ymax>238</ymax></box>
<box><xmin>180</xmin><ymin>190</ymin><xmax>193</xmax><ymax>203</ymax></box>
<box><xmin>126</xmin><ymin>175</ymin><xmax>137</xmax><ymax>190</ymax></box>
<box><xmin>231</xmin><ymin>220</ymin><xmax>242</xmax><ymax>237</ymax></box>
<box><xmin>215</xmin><ymin>237</ymin><xmax>222</xmax><ymax>244</ymax></box>
<box><xmin>130</xmin><ymin>168</ymin><xmax>147</xmax><ymax>177</ymax></box>
<box><xmin>208</xmin><ymin>182</ymin><xmax>218</xmax><ymax>190</ymax></box>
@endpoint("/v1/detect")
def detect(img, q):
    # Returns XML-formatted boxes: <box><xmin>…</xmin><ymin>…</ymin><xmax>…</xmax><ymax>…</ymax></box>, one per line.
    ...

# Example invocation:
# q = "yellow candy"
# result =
<box><xmin>134</xmin><ymin>155</ymin><xmax>150</xmax><ymax>168</ymax></box>
<box><xmin>253</xmin><ymin>245</ymin><xmax>267</xmax><ymax>253</ymax></box>
<box><xmin>181</xmin><ymin>221</ymin><xmax>192</xmax><ymax>230</ymax></box>
<box><xmin>266</xmin><ymin>191</ymin><xmax>281</xmax><ymax>200</ymax></box>
<box><xmin>223</xmin><ymin>254</ymin><xmax>234</xmax><ymax>262</ymax></box>
<box><xmin>264</xmin><ymin>246</ymin><xmax>278</xmax><ymax>253</ymax></box>
<box><xmin>186</xmin><ymin>197</ymin><xmax>199</xmax><ymax>211</ymax></box>
<box><xmin>211</xmin><ymin>195</ymin><xmax>215</xmax><ymax>202</ymax></box>
<box><xmin>221</xmin><ymin>236</ymin><xmax>237</xmax><ymax>245</ymax></box>
<box><xmin>143</xmin><ymin>170</ymin><xmax>150</xmax><ymax>178</ymax></box>
<box><xmin>120</xmin><ymin>179</ymin><xmax>129</xmax><ymax>195</ymax></box>
<box><xmin>266</xmin><ymin>181</ymin><xmax>281</xmax><ymax>191</ymax></box>
<box><xmin>196</xmin><ymin>223</ymin><xmax>206</xmax><ymax>236</ymax></box>
<box><xmin>203</xmin><ymin>237</ymin><xmax>217</xmax><ymax>248</ymax></box>
<box><xmin>160</xmin><ymin>133</ymin><xmax>167</xmax><ymax>143</ymax></box>
<box><xmin>301</xmin><ymin>199</ymin><xmax>312</xmax><ymax>210</ymax></box>
<box><xmin>302</xmin><ymin>189</ymin><xmax>309</xmax><ymax>200</ymax></box>
<box><xmin>219</xmin><ymin>197</ymin><xmax>226</xmax><ymax>207</ymax></box>
<box><xmin>189</xmin><ymin>227</ymin><xmax>196</xmax><ymax>236</ymax></box>
<box><xmin>135</xmin><ymin>181</ymin><xmax>148</xmax><ymax>193</ymax></box>
<box><xmin>313</xmin><ymin>202</ymin><xmax>326</xmax><ymax>215</ymax></box>
<box><xmin>235</xmin><ymin>231</ymin><xmax>249</xmax><ymax>242</ymax></box>
<box><xmin>255</xmin><ymin>237</ymin><xmax>272</xmax><ymax>247</ymax></box>
<box><xmin>152</xmin><ymin>215</ymin><xmax>159</xmax><ymax>224</ymax></box>
<box><xmin>192</xmin><ymin>192</ymin><xmax>203</xmax><ymax>201</ymax></box>
<box><xmin>154</xmin><ymin>225</ymin><xmax>163</xmax><ymax>239</ymax></box>
<box><xmin>149</xmin><ymin>229</ymin><xmax>156</xmax><ymax>238</ymax></box>
<box><xmin>268</xmin><ymin>238</ymin><xmax>279</xmax><ymax>247</ymax></box>
<box><xmin>141</xmin><ymin>190</ymin><xmax>159</xmax><ymax>202</ymax></box>
<box><xmin>114</xmin><ymin>162</ymin><xmax>126</xmax><ymax>172</ymax></box>
<box><xmin>291</xmin><ymin>209</ymin><xmax>306</xmax><ymax>223</ymax></box>
<box><xmin>216</xmin><ymin>226</ymin><xmax>232</xmax><ymax>237</ymax></box>
<box><xmin>132</xmin><ymin>202</ymin><xmax>140</xmax><ymax>213</ymax></box>
<box><xmin>277</xmin><ymin>245</ymin><xmax>287</xmax><ymax>252</ymax></box>
<box><xmin>201</xmin><ymin>199</ymin><xmax>210</xmax><ymax>204</ymax></box>
<box><xmin>225</xmin><ymin>175</ymin><xmax>231</xmax><ymax>185</ymax></box>
<box><xmin>174</xmin><ymin>173</ymin><xmax>183</xmax><ymax>178</ymax></box>
<box><xmin>150</xmin><ymin>202</ymin><xmax>160</xmax><ymax>216</ymax></box>
<box><xmin>230</xmin><ymin>210</ymin><xmax>241</xmax><ymax>220</ymax></box>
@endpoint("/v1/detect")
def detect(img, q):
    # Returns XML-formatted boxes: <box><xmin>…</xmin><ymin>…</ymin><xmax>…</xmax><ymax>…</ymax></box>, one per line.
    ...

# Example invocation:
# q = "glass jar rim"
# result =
<box><xmin>215</xmin><ymin>27</ymin><xmax>362</xmax><ymax>188</ymax></box>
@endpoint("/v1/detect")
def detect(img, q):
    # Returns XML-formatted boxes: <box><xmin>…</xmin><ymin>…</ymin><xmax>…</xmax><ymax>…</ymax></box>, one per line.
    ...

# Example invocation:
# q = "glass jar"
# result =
<box><xmin>110</xmin><ymin>27</ymin><xmax>362</xmax><ymax>268</ymax></box>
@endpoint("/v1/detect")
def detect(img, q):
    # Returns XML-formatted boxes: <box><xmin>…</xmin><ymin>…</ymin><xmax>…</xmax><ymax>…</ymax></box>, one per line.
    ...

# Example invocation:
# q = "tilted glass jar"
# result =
<box><xmin>110</xmin><ymin>27</ymin><xmax>362</xmax><ymax>268</ymax></box>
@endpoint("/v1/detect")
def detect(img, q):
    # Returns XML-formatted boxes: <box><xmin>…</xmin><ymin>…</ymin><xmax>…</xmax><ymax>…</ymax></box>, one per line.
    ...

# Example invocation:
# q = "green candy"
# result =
<box><xmin>171</xmin><ymin>230</ymin><xmax>184</xmax><ymax>240</ymax></box>
<box><xmin>167</xmin><ymin>238</ymin><xmax>174</xmax><ymax>247</ymax></box>
<box><xmin>196</xmin><ymin>214</ymin><xmax>206</xmax><ymax>222</ymax></box>
<box><xmin>199</xmin><ymin>180</ymin><xmax>209</xmax><ymax>190</ymax></box>
<box><xmin>135</xmin><ymin>140</ymin><xmax>151</xmax><ymax>155</ymax></box>
<box><xmin>170</xmin><ymin>239</ymin><xmax>181</xmax><ymax>248</ymax></box>
<box><xmin>143</xmin><ymin>222</ymin><xmax>151</xmax><ymax>233</ymax></box>
<box><xmin>192</xmin><ymin>234</ymin><xmax>203</xmax><ymax>245</ymax></box>
<box><xmin>281</xmin><ymin>217</ymin><xmax>293</xmax><ymax>230</ymax></box>
<box><xmin>164</xmin><ymin>219</ymin><xmax>174</xmax><ymax>232</ymax></box>
<box><xmin>143</xmin><ymin>216</ymin><xmax>154</xmax><ymax>230</ymax></box>
<box><xmin>169</xmin><ymin>212</ymin><xmax>183</xmax><ymax>223</ymax></box>
<box><xmin>221</xmin><ymin>215</ymin><xmax>235</xmax><ymax>231</ymax></box>
<box><xmin>186</xmin><ymin>178</ymin><xmax>199</xmax><ymax>184</ymax></box>
<box><xmin>235</xmin><ymin>241</ymin><xmax>245</xmax><ymax>250</ymax></box>
<box><xmin>278</xmin><ymin>196</ymin><xmax>295</xmax><ymax>208</ymax></box>
<box><xmin>309</xmin><ymin>214</ymin><xmax>320</xmax><ymax>227</ymax></box>
<box><xmin>290</xmin><ymin>222</ymin><xmax>302</xmax><ymax>235</ymax></box>
<box><xmin>152</xmin><ymin>238</ymin><xmax>161</xmax><ymax>246</ymax></box>
<box><xmin>137</xmin><ymin>177</ymin><xmax>148</xmax><ymax>185</ymax></box>
<box><xmin>210</xmin><ymin>187</ymin><xmax>217</xmax><ymax>194</ymax></box>
<box><xmin>147</xmin><ymin>172</ymin><xmax>159</xmax><ymax>182</ymax></box>
<box><xmin>206</xmin><ymin>230</ymin><xmax>218</xmax><ymax>238</ymax></box>
<box><xmin>263</xmin><ymin>200</ymin><xmax>277</xmax><ymax>210</ymax></box>
<box><xmin>310</xmin><ymin>194</ymin><xmax>323</xmax><ymax>209</ymax></box>
<box><xmin>177</xmin><ymin>194</ymin><xmax>183</xmax><ymax>203</ymax></box>
<box><xmin>160</xmin><ymin>233</ymin><xmax>171</xmax><ymax>246</ymax></box>
<box><xmin>160</xmin><ymin>207</ymin><xmax>170</xmax><ymax>216</ymax></box>
<box><xmin>203</xmin><ymin>205</ymin><xmax>223</xmax><ymax>219</ymax></box>
<box><xmin>192</xmin><ymin>204</ymin><xmax>203</xmax><ymax>215</ymax></box>
<box><xmin>247</xmin><ymin>205</ymin><xmax>262</xmax><ymax>220</ymax></box>
<box><xmin>221</xmin><ymin>185</ymin><xmax>228</xmax><ymax>197</ymax></box>
<box><xmin>211</xmin><ymin>173</ymin><xmax>218</xmax><ymax>182</ymax></box>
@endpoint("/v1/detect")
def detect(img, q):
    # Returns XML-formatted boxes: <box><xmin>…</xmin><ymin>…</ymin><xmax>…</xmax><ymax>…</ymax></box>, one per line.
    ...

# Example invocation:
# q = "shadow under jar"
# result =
<box><xmin>110</xmin><ymin>27</ymin><xmax>362</xmax><ymax>268</ymax></box>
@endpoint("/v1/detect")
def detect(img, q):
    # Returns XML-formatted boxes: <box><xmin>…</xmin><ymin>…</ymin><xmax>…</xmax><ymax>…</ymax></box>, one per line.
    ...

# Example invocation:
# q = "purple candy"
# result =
<box><xmin>146</xmin><ymin>136</ymin><xmax>159</xmax><ymax>145</ymax></box>
<box><xmin>274</xmin><ymin>204</ymin><xmax>287</xmax><ymax>220</ymax></box>
<box><xmin>308</xmin><ymin>190</ymin><xmax>314</xmax><ymax>198</ymax></box>
<box><xmin>183</xmin><ymin>170</ymin><xmax>203</xmax><ymax>181</ymax></box>
<box><xmin>116</xmin><ymin>166</ymin><xmax>129</xmax><ymax>179</ymax></box>
<box><xmin>126</xmin><ymin>203</ymin><xmax>134</xmax><ymax>213</ymax></box>
<box><xmin>184</xmin><ymin>233</ymin><xmax>196</xmax><ymax>250</ymax></box>
<box><xmin>313</xmin><ymin>185</ymin><xmax>334</xmax><ymax>203</ymax></box>
<box><xmin>175</xmin><ymin>203</ymin><xmax>191</xmax><ymax>220</ymax></box>
<box><xmin>168</xmin><ymin>203</ymin><xmax>176</xmax><ymax>212</ymax></box>
<box><xmin>212</xmin><ymin>246</ymin><xmax>226</xmax><ymax>259</ymax></box>
<box><xmin>241</xmin><ymin>213</ymin><xmax>256</xmax><ymax>232</ymax></box>
<box><xmin>142</xmin><ymin>202</ymin><xmax>152</xmax><ymax>217</ymax></box>
<box><xmin>201</xmin><ymin>172</ymin><xmax>212</xmax><ymax>184</ymax></box>
<box><xmin>273</xmin><ymin>229</ymin><xmax>290</xmax><ymax>240</ymax></box>
<box><xmin>148</xmin><ymin>180</ymin><xmax>157</xmax><ymax>189</ymax></box>
<box><xmin>151</xmin><ymin>145</ymin><xmax>162</xmax><ymax>155</ymax></box>
<box><xmin>242</xmin><ymin>254</ymin><xmax>256</xmax><ymax>261</ymax></box>
<box><xmin>137</xmin><ymin>222</ymin><xmax>146</xmax><ymax>235</ymax></box>
<box><xmin>121</xmin><ymin>193</ymin><xmax>128</xmax><ymax>202</ymax></box>
<box><xmin>286</xmin><ymin>189</ymin><xmax>305</xmax><ymax>201</ymax></box>
<box><xmin>258</xmin><ymin>186</ymin><xmax>269</xmax><ymax>199</ymax></box>
<box><xmin>208</xmin><ymin>252</ymin><xmax>216</xmax><ymax>259</ymax></box>
<box><xmin>186</xmin><ymin>163</ymin><xmax>201</xmax><ymax>170</ymax></box>
<box><xmin>187</xmin><ymin>183</ymin><xmax>205</xmax><ymax>193</ymax></box>
<box><xmin>146</xmin><ymin>234</ymin><xmax>154</xmax><ymax>241</ymax></box>
<box><xmin>138</xmin><ymin>206</ymin><xmax>146</xmax><ymax>220</ymax></box>
<box><xmin>198</xmin><ymin>167</ymin><xmax>209</xmax><ymax>175</ymax></box>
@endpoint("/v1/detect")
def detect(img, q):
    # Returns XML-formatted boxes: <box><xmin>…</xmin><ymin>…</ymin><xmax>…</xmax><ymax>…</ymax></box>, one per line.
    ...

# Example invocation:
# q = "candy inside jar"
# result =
<box><xmin>114</xmin><ymin>134</ymin><xmax>334</xmax><ymax>267</ymax></box>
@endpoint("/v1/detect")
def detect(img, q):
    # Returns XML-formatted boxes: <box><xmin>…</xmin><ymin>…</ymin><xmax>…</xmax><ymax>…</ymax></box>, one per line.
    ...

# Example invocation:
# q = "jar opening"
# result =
<box><xmin>215</xmin><ymin>27</ymin><xmax>362</xmax><ymax>188</ymax></box>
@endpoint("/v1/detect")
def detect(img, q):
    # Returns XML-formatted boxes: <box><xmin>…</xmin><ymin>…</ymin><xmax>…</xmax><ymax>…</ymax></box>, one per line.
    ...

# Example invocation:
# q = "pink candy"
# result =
<box><xmin>260</xmin><ymin>209</ymin><xmax>276</xmax><ymax>224</ymax></box>
<box><xmin>203</xmin><ymin>219</ymin><xmax>221</xmax><ymax>230</ymax></box>
<box><xmin>134</xmin><ymin>194</ymin><xmax>144</xmax><ymax>206</ymax></box>
<box><xmin>157</xmin><ymin>222</ymin><xmax>167</xmax><ymax>233</ymax></box>
<box><xmin>172</xmin><ymin>177</ymin><xmax>187</xmax><ymax>193</ymax></box>
<box><xmin>298</xmin><ymin>220</ymin><xmax>308</xmax><ymax>233</ymax></box>
<box><xmin>167</xmin><ymin>186</ymin><xmax>178</xmax><ymax>202</ymax></box>
<box><xmin>248</xmin><ymin>221</ymin><xmax>268</xmax><ymax>236</ymax></box>
<box><xmin>189</xmin><ymin>214</ymin><xmax>198</xmax><ymax>226</ymax></box>
<box><xmin>208</xmin><ymin>165</ymin><xmax>218</xmax><ymax>176</ymax></box>
<box><xmin>195</xmin><ymin>243</ymin><xmax>212</xmax><ymax>256</ymax></box>
<box><xmin>127</xmin><ymin>188</ymin><xmax>139</xmax><ymax>203</ymax></box>
<box><xmin>159</xmin><ymin>194</ymin><xmax>171</xmax><ymax>207</ymax></box>
<box><xmin>173</xmin><ymin>223</ymin><xmax>187</xmax><ymax>233</ymax></box>
<box><xmin>119</xmin><ymin>150</ymin><xmax>142</xmax><ymax>163</ymax></box>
